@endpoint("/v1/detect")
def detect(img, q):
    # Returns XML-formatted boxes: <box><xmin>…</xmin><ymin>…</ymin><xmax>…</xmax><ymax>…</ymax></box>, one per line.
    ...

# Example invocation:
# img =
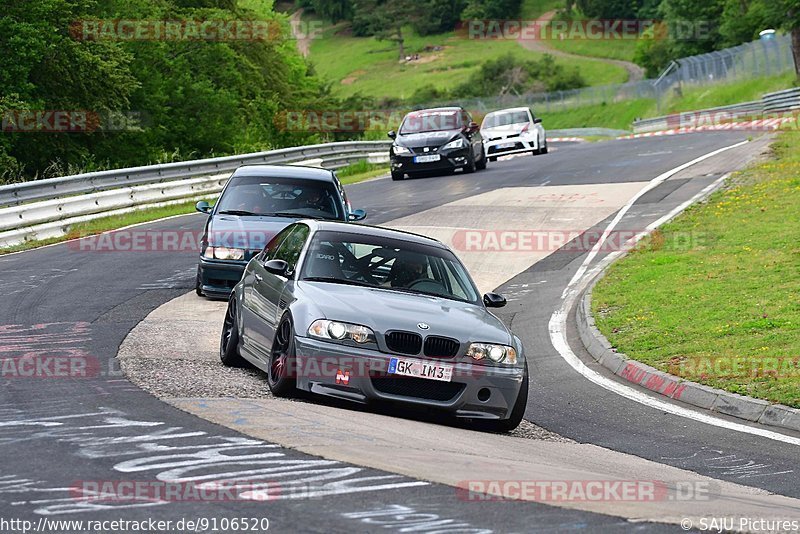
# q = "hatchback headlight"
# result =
<box><xmin>308</xmin><ymin>320</ymin><xmax>376</xmax><ymax>345</ymax></box>
<box><xmin>441</xmin><ymin>137</ymin><xmax>466</xmax><ymax>150</ymax></box>
<box><xmin>204</xmin><ymin>247</ymin><xmax>246</xmax><ymax>261</ymax></box>
<box><xmin>393</xmin><ymin>145</ymin><xmax>412</xmax><ymax>155</ymax></box>
<box><xmin>467</xmin><ymin>343</ymin><xmax>517</xmax><ymax>364</ymax></box>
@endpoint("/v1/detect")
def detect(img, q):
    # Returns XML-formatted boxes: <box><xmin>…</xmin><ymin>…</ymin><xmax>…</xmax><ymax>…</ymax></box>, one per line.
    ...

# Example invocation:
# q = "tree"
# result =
<box><xmin>352</xmin><ymin>0</ymin><xmax>418</xmax><ymax>59</ymax></box>
<box><xmin>771</xmin><ymin>0</ymin><xmax>800</xmax><ymax>77</ymax></box>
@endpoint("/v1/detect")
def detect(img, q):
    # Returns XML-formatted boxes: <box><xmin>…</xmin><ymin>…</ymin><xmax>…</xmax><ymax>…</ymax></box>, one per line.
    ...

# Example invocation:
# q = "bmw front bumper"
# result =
<box><xmin>197</xmin><ymin>257</ymin><xmax>248</xmax><ymax>298</ymax></box>
<box><xmin>293</xmin><ymin>336</ymin><xmax>526</xmax><ymax>420</ymax></box>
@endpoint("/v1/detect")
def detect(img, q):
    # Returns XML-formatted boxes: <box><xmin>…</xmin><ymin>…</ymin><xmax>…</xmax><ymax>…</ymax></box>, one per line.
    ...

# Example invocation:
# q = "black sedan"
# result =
<box><xmin>219</xmin><ymin>220</ymin><xmax>528</xmax><ymax>432</ymax></box>
<box><xmin>195</xmin><ymin>165</ymin><xmax>366</xmax><ymax>298</ymax></box>
<box><xmin>388</xmin><ymin>107</ymin><xmax>487</xmax><ymax>181</ymax></box>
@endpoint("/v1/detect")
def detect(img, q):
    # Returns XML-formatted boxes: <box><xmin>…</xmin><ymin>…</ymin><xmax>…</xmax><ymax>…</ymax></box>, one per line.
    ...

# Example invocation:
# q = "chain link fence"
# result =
<box><xmin>418</xmin><ymin>35</ymin><xmax>795</xmax><ymax>115</ymax></box>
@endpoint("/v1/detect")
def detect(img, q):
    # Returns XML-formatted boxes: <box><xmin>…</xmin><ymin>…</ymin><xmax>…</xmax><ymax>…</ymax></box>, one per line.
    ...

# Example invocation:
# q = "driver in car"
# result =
<box><xmin>388</xmin><ymin>253</ymin><xmax>429</xmax><ymax>288</ymax></box>
<box><xmin>297</xmin><ymin>188</ymin><xmax>329</xmax><ymax>213</ymax></box>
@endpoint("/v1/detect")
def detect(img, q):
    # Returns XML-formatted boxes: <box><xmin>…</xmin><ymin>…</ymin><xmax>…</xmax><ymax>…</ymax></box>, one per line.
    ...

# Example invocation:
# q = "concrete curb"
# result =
<box><xmin>577</xmin><ymin>267</ymin><xmax>800</xmax><ymax>435</ymax></box>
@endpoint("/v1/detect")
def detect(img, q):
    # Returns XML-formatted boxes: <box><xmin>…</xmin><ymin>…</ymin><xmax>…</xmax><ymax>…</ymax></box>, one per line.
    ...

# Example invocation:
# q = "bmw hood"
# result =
<box><xmin>298</xmin><ymin>281</ymin><xmax>512</xmax><ymax>345</ymax></box>
<box><xmin>395</xmin><ymin>130</ymin><xmax>461</xmax><ymax>149</ymax></box>
<box><xmin>207</xmin><ymin>215</ymin><xmax>292</xmax><ymax>251</ymax></box>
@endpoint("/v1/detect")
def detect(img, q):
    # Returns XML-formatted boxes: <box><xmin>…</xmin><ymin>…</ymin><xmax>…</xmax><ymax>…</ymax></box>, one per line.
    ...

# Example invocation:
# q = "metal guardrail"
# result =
<box><xmin>0</xmin><ymin>140</ymin><xmax>392</xmax><ymax>208</ymax></box>
<box><xmin>632</xmin><ymin>87</ymin><xmax>800</xmax><ymax>133</ymax></box>
<box><xmin>0</xmin><ymin>141</ymin><xmax>391</xmax><ymax>248</ymax></box>
<box><xmin>763</xmin><ymin>87</ymin><xmax>800</xmax><ymax>113</ymax></box>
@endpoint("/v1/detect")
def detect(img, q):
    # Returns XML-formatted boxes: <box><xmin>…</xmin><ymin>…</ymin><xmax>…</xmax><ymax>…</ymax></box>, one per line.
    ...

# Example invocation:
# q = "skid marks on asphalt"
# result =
<box><xmin>661</xmin><ymin>447</ymin><xmax>794</xmax><ymax>480</ymax></box>
<box><xmin>0</xmin><ymin>404</ymin><xmax>428</xmax><ymax>516</ymax></box>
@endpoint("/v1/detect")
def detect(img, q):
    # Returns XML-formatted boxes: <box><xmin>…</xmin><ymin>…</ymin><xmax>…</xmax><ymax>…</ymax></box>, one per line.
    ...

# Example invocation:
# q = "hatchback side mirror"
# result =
<box><xmin>467</xmin><ymin>122</ymin><xmax>479</xmax><ymax>134</ymax></box>
<box><xmin>483</xmin><ymin>292</ymin><xmax>507</xmax><ymax>308</ymax></box>
<box><xmin>348</xmin><ymin>209</ymin><xmax>367</xmax><ymax>221</ymax></box>
<box><xmin>388</xmin><ymin>130</ymin><xmax>397</xmax><ymax>139</ymax></box>
<box><xmin>264</xmin><ymin>259</ymin><xmax>289</xmax><ymax>276</ymax></box>
<box><xmin>534</xmin><ymin>118</ymin><xmax>543</xmax><ymax>124</ymax></box>
<box><xmin>195</xmin><ymin>200</ymin><xmax>212</xmax><ymax>214</ymax></box>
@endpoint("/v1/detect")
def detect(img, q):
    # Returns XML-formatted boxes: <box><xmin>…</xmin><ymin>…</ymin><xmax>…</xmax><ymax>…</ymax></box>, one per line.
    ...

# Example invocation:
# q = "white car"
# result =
<box><xmin>481</xmin><ymin>107</ymin><xmax>547</xmax><ymax>161</ymax></box>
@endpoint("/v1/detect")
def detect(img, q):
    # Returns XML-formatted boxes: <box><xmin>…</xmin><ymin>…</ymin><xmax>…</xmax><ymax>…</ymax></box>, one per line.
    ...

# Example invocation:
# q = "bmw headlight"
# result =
<box><xmin>467</xmin><ymin>343</ymin><xmax>517</xmax><ymax>364</ymax></box>
<box><xmin>393</xmin><ymin>145</ymin><xmax>412</xmax><ymax>155</ymax></box>
<box><xmin>308</xmin><ymin>320</ymin><xmax>376</xmax><ymax>345</ymax></box>
<box><xmin>204</xmin><ymin>247</ymin><xmax>246</xmax><ymax>261</ymax></box>
<box><xmin>441</xmin><ymin>137</ymin><xmax>466</xmax><ymax>150</ymax></box>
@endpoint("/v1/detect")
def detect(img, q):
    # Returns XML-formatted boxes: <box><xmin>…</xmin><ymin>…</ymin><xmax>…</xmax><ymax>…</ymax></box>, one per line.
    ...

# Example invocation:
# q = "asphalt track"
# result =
<box><xmin>1</xmin><ymin>131</ymin><xmax>798</xmax><ymax>533</ymax></box>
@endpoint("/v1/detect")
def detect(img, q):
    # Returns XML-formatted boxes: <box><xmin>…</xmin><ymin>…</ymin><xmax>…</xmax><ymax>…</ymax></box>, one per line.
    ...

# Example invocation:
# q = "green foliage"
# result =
<box><xmin>461</xmin><ymin>0</ymin><xmax>523</xmax><ymax>18</ymax></box>
<box><xmin>451</xmin><ymin>53</ymin><xmax>585</xmax><ymax>97</ymax></box>
<box><xmin>0</xmin><ymin>0</ymin><xmax>332</xmax><ymax>180</ymax></box>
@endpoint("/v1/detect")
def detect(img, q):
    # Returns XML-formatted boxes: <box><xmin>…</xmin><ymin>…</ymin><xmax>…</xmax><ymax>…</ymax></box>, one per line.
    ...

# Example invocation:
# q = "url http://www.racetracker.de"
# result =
<box><xmin>0</xmin><ymin>516</ymin><xmax>270</xmax><ymax>533</ymax></box>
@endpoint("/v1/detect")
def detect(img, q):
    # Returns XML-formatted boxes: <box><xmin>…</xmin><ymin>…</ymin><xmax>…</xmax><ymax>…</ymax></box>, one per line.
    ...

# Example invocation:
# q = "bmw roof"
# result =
<box><xmin>302</xmin><ymin>220</ymin><xmax>448</xmax><ymax>249</ymax></box>
<box><xmin>231</xmin><ymin>164</ymin><xmax>337</xmax><ymax>182</ymax></box>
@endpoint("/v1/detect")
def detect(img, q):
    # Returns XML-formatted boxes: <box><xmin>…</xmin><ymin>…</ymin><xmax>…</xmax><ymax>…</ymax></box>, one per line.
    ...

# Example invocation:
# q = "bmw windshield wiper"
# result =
<box><xmin>302</xmin><ymin>277</ymin><xmax>376</xmax><ymax>287</ymax></box>
<box><xmin>218</xmin><ymin>209</ymin><xmax>260</xmax><ymax>216</ymax></box>
<box><xmin>273</xmin><ymin>212</ymin><xmax>328</xmax><ymax>220</ymax></box>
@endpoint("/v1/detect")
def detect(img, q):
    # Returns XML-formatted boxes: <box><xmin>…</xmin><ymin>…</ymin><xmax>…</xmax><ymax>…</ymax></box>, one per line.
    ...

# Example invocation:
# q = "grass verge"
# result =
<box><xmin>540</xmin><ymin>73</ymin><xmax>798</xmax><ymax>130</ymax></box>
<box><xmin>592</xmin><ymin>131</ymin><xmax>800</xmax><ymax>408</ymax></box>
<box><xmin>335</xmin><ymin>161</ymin><xmax>388</xmax><ymax>184</ymax></box>
<box><xmin>0</xmin><ymin>161</ymin><xmax>386</xmax><ymax>255</ymax></box>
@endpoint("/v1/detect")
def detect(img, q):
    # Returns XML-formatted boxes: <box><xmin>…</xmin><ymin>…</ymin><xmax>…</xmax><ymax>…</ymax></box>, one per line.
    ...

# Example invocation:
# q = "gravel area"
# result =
<box><xmin>119</xmin><ymin>291</ymin><xmax>571</xmax><ymax>442</ymax></box>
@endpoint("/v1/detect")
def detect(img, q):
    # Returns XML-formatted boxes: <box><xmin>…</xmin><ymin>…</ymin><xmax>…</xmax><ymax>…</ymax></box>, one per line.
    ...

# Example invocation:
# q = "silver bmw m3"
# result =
<box><xmin>220</xmin><ymin>220</ymin><xmax>528</xmax><ymax>431</ymax></box>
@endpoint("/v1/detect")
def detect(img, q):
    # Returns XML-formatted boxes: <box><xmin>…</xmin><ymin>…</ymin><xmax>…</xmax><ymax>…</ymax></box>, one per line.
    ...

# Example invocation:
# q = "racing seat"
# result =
<box><xmin>305</xmin><ymin>244</ymin><xmax>344</xmax><ymax>279</ymax></box>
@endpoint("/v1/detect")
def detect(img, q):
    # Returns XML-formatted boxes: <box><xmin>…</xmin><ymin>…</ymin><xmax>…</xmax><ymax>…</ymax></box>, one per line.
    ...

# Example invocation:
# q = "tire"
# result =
<box><xmin>268</xmin><ymin>314</ymin><xmax>297</xmax><ymax>397</ymax></box>
<box><xmin>219</xmin><ymin>297</ymin><xmax>249</xmax><ymax>367</ymax></box>
<box><xmin>475</xmin><ymin>147</ymin><xmax>487</xmax><ymax>170</ymax></box>
<box><xmin>541</xmin><ymin>139</ymin><xmax>548</xmax><ymax>154</ymax></box>
<box><xmin>391</xmin><ymin>171</ymin><xmax>404</xmax><ymax>181</ymax></box>
<box><xmin>195</xmin><ymin>269</ymin><xmax>203</xmax><ymax>297</ymax></box>
<box><xmin>463</xmin><ymin>152</ymin><xmax>477</xmax><ymax>174</ymax></box>
<box><xmin>477</xmin><ymin>361</ymin><xmax>529</xmax><ymax>433</ymax></box>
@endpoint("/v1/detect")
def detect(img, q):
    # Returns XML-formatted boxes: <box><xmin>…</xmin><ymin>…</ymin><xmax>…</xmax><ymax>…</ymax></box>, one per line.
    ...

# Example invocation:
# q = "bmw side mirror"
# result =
<box><xmin>483</xmin><ymin>292</ymin><xmax>507</xmax><ymax>308</ymax></box>
<box><xmin>388</xmin><ymin>130</ymin><xmax>397</xmax><ymax>139</ymax></box>
<box><xmin>348</xmin><ymin>209</ymin><xmax>367</xmax><ymax>222</ymax></box>
<box><xmin>195</xmin><ymin>200</ymin><xmax>212</xmax><ymax>214</ymax></box>
<box><xmin>534</xmin><ymin>118</ymin><xmax>543</xmax><ymax>124</ymax></box>
<box><xmin>467</xmin><ymin>122</ymin><xmax>479</xmax><ymax>134</ymax></box>
<box><xmin>264</xmin><ymin>259</ymin><xmax>289</xmax><ymax>276</ymax></box>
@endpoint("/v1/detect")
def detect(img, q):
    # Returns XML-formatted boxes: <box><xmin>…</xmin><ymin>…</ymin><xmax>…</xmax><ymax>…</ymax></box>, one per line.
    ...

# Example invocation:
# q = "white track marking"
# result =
<box><xmin>550</xmin><ymin>142</ymin><xmax>800</xmax><ymax>446</ymax></box>
<box><xmin>563</xmin><ymin>140</ymin><xmax>748</xmax><ymax>298</ymax></box>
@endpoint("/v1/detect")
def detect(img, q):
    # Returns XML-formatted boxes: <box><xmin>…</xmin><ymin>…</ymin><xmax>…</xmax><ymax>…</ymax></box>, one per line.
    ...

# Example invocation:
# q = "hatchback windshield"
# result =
<box><xmin>399</xmin><ymin>111</ymin><xmax>462</xmax><ymax>134</ymax></box>
<box><xmin>300</xmin><ymin>231</ymin><xmax>480</xmax><ymax>304</ymax></box>
<box><xmin>483</xmin><ymin>110</ymin><xmax>530</xmax><ymax>129</ymax></box>
<box><xmin>216</xmin><ymin>176</ymin><xmax>344</xmax><ymax>220</ymax></box>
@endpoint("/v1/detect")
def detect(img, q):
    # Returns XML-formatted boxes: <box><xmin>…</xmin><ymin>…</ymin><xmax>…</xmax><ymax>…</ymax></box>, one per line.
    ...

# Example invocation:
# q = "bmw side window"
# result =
<box><xmin>262</xmin><ymin>226</ymin><xmax>294</xmax><ymax>261</ymax></box>
<box><xmin>274</xmin><ymin>225</ymin><xmax>310</xmax><ymax>274</ymax></box>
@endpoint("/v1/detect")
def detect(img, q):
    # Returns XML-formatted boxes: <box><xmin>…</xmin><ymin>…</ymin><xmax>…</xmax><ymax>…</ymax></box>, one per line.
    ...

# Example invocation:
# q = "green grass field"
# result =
<box><xmin>592</xmin><ymin>131</ymin><xmax>800</xmax><ymax>408</ymax></box>
<box><xmin>539</xmin><ymin>73</ymin><xmax>798</xmax><ymax>130</ymax></box>
<box><xmin>308</xmin><ymin>17</ymin><xmax>629</xmax><ymax>100</ymax></box>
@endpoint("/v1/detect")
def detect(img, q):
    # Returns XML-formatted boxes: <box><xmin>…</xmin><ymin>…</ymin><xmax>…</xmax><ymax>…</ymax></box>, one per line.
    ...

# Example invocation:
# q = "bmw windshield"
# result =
<box><xmin>216</xmin><ymin>176</ymin><xmax>345</xmax><ymax>220</ymax></box>
<box><xmin>300</xmin><ymin>231</ymin><xmax>480</xmax><ymax>304</ymax></box>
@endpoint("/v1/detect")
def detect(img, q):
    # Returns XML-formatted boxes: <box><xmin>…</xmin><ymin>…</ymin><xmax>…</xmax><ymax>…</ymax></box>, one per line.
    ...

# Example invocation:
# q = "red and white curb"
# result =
<box><xmin>619</xmin><ymin>117</ymin><xmax>797</xmax><ymax>139</ymax></box>
<box><xmin>549</xmin><ymin>137</ymin><xmax>586</xmax><ymax>142</ymax></box>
